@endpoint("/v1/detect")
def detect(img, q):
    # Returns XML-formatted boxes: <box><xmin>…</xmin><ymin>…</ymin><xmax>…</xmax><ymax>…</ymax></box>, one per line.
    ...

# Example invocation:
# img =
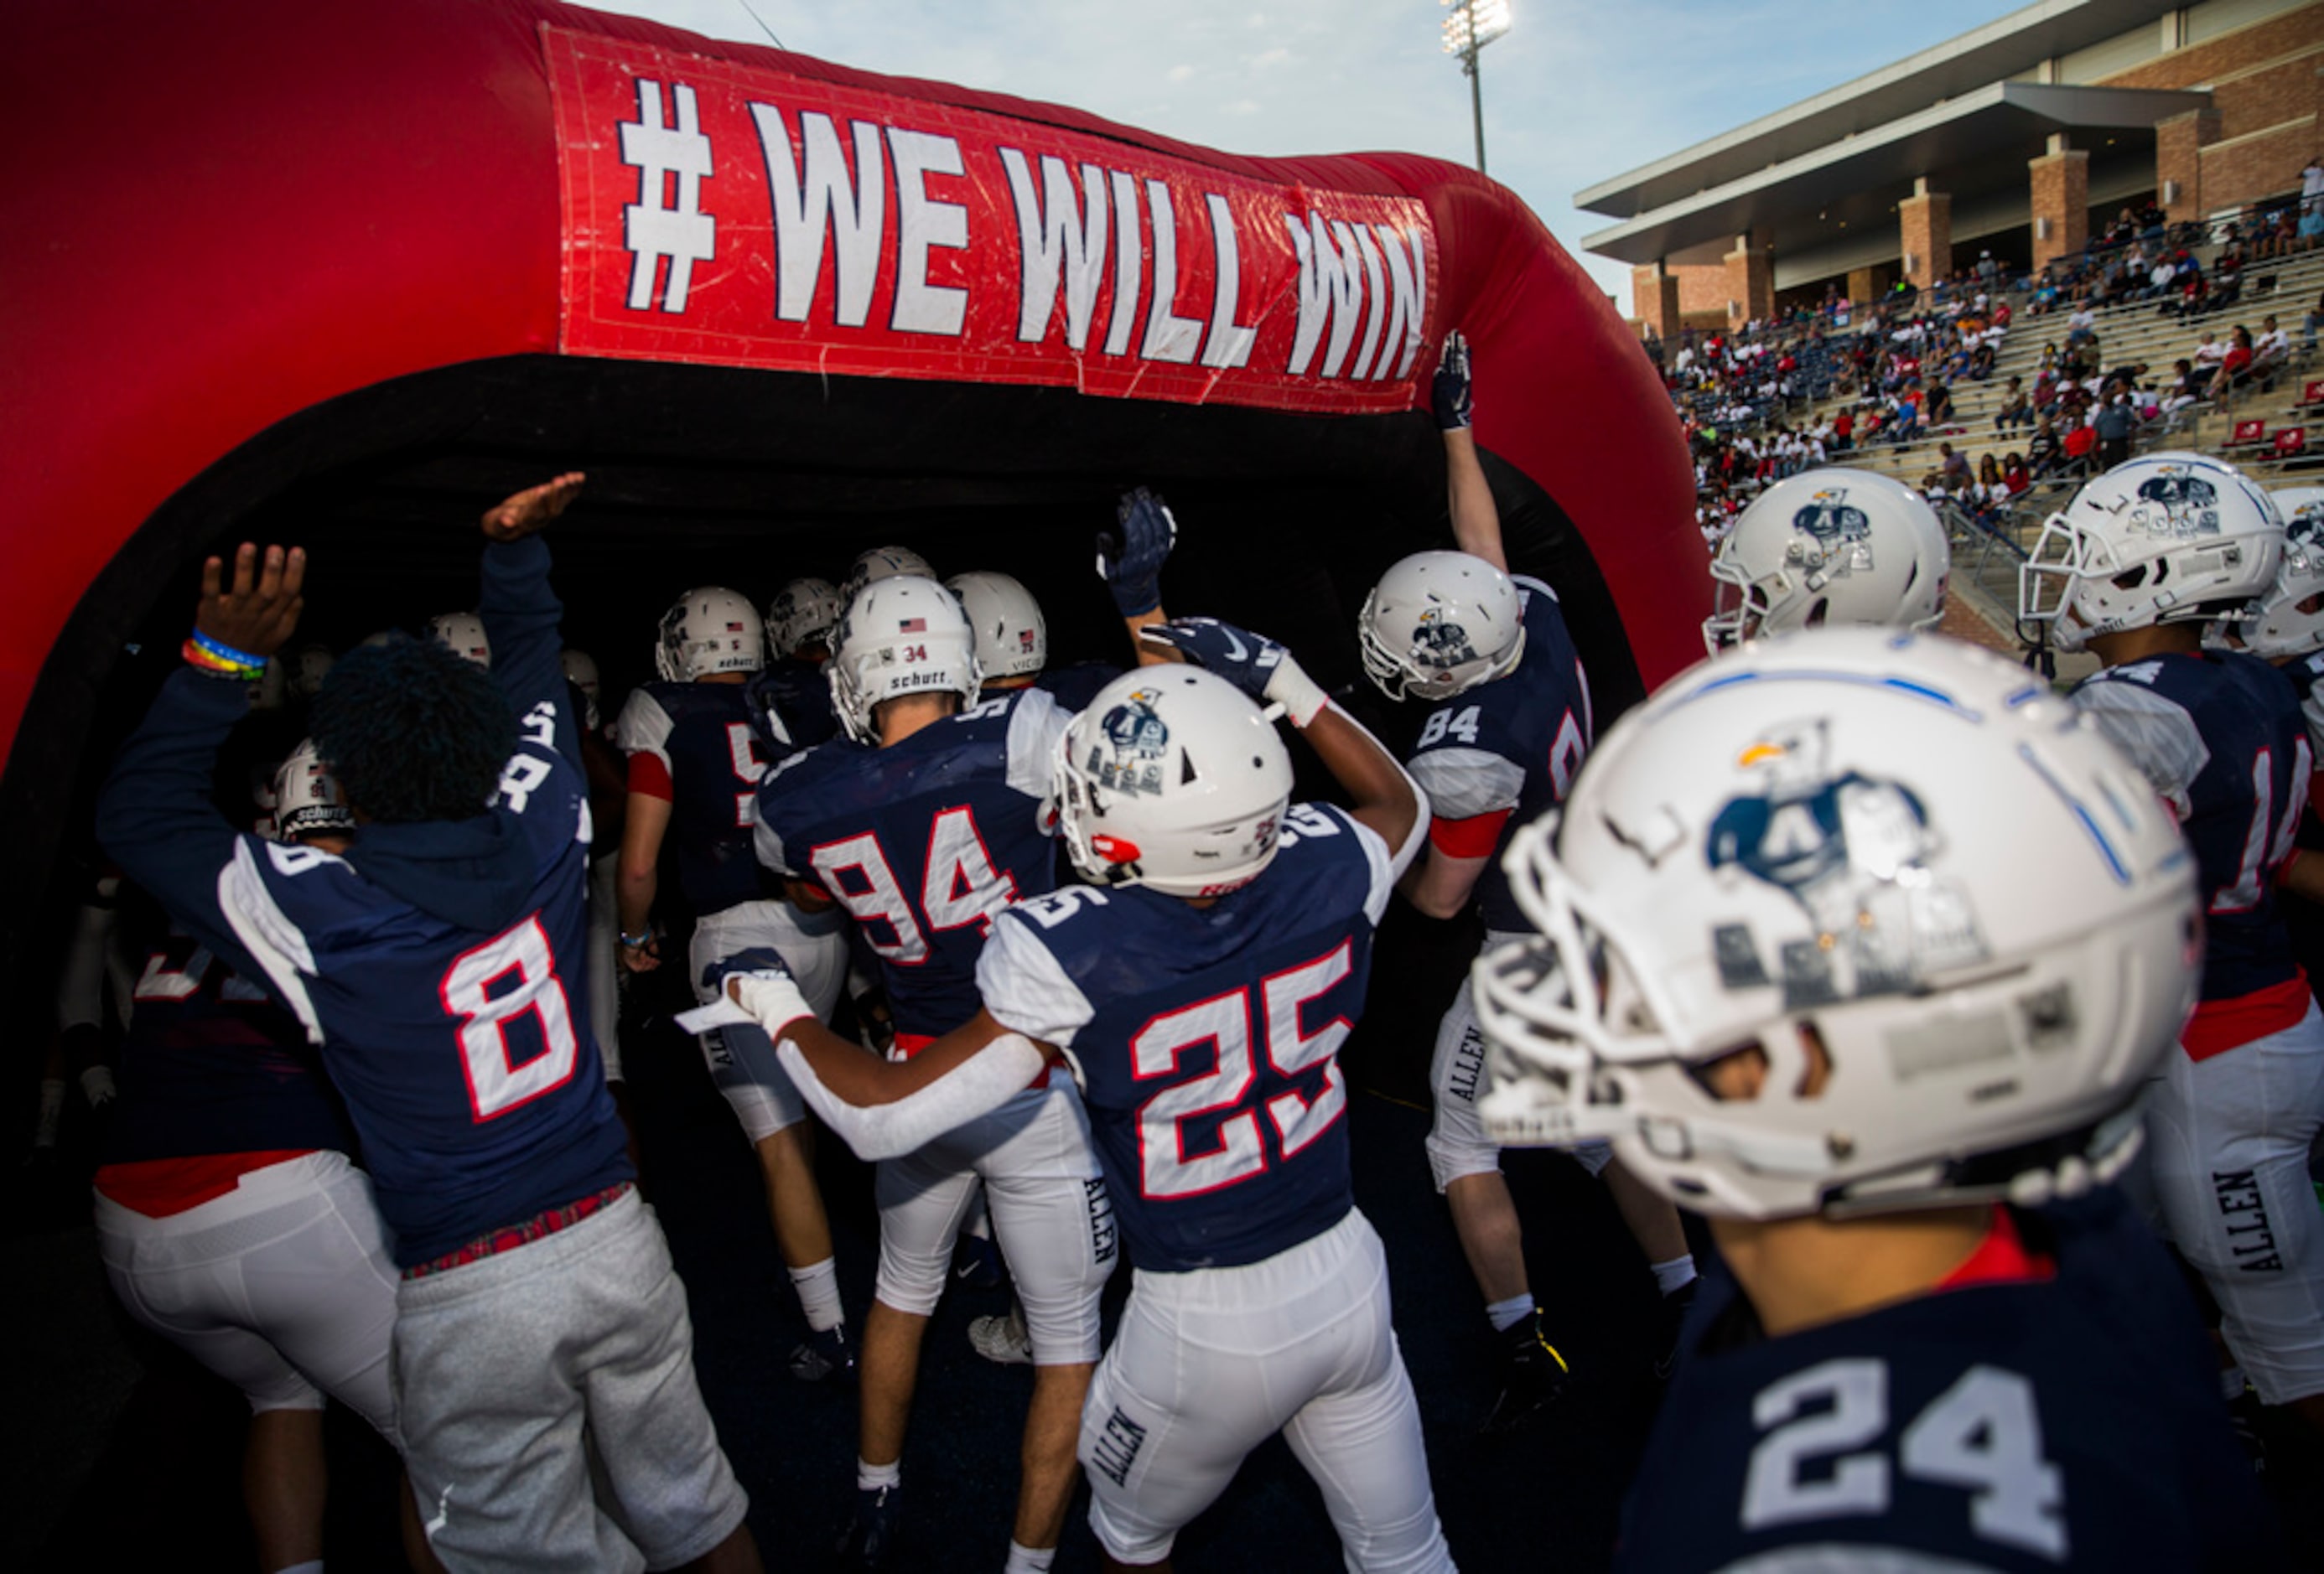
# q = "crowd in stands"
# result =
<box><xmin>1657</xmin><ymin>179</ymin><xmax>2324</xmax><ymax>546</ymax></box>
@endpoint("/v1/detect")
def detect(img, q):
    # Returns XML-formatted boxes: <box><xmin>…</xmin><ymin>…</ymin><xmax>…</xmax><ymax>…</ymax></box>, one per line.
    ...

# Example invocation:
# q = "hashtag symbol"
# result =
<box><xmin>619</xmin><ymin>79</ymin><xmax>715</xmax><ymax>313</ymax></box>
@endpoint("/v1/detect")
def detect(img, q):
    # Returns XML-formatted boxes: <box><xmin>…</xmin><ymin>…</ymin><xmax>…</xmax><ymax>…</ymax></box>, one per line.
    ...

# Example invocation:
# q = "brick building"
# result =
<box><xmin>1580</xmin><ymin>0</ymin><xmax>2324</xmax><ymax>336</ymax></box>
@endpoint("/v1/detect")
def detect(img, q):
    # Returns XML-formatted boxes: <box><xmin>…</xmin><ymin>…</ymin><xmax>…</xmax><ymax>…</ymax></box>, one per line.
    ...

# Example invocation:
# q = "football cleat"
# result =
<box><xmin>789</xmin><ymin>1323</ymin><xmax>856</xmax><ymax>1385</ymax></box>
<box><xmin>836</xmin><ymin>1483</ymin><xmax>902</xmax><ymax>1570</ymax></box>
<box><xmin>968</xmin><ymin>1307</ymin><xmax>1033</xmax><ymax>1367</ymax></box>
<box><xmin>1481</xmin><ymin>1308</ymin><xmax>1571</xmax><ymax>1435</ymax></box>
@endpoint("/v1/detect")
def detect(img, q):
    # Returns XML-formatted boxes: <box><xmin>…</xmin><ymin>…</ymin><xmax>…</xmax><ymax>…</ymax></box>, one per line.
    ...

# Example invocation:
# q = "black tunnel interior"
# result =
<box><xmin>8</xmin><ymin>355</ymin><xmax>1644</xmax><ymax>1079</ymax></box>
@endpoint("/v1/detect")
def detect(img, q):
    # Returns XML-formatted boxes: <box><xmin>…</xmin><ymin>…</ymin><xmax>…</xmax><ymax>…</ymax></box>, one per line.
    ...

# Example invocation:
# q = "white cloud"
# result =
<box><xmin>574</xmin><ymin>0</ymin><xmax>2026</xmax><ymax>313</ymax></box>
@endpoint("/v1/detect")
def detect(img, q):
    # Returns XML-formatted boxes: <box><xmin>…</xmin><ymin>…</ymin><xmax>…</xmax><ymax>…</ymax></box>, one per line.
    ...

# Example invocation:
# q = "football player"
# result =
<box><xmin>842</xmin><ymin>545</ymin><xmax>937</xmax><ymax>603</ymax></box>
<box><xmin>703</xmin><ymin>630</ymin><xmax>1454</xmax><ymax>1574</ymax></box>
<box><xmin>1701</xmin><ymin>467</ymin><xmax>1952</xmax><ymax>652</ymax></box>
<box><xmin>426</xmin><ymin>610</ymin><xmax>490</xmax><ymax>668</ymax></box>
<box><xmin>92</xmin><ymin>741</ymin><xmax>414</xmax><ymax>1571</ymax></box>
<box><xmin>612</xmin><ymin>587</ymin><xmax>853</xmax><ymax>1379</ymax></box>
<box><xmin>96</xmin><ymin>479</ymin><xmax>761</xmax><ymax>1571</ymax></box>
<box><xmin>750</xmin><ymin>574</ymin><xmax>1114</xmax><ymax>1572</ymax></box>
<box><xmin>2020</xmin><ymin>453</ymin><xmax>2324</xmax><ymax>1433</ymax></box>
<box><xmin>1471</xmin><ymin>627</ymin><xmax>2282</xmax><ymax>1570</ymax></box>
<box><xmin>753</xmin><ymin>576</ymin><xmax>846</xmax><ymax>757</ymax></box>
<box><xmin>1361</xmin><ymin>331</ymin><xmax>1694</xmax><ymax>1428</ymax></box>
<box><xmin>562</xmin><ymin>646</ymin><xmax>632</xmax><ymax>1105</ymax></box>
<box><xmin>947</xmin><ymin>486</ymin><xmax>1182</xmax><ymax>715</ymax></box>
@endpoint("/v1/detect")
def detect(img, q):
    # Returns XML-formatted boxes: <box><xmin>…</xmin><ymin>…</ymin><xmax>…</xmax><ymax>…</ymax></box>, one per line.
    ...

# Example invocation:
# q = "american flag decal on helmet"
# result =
<box><xmin>899</xmin><ymin>617</ymin><xmax>927</xmax><ymax>633</ymax></box>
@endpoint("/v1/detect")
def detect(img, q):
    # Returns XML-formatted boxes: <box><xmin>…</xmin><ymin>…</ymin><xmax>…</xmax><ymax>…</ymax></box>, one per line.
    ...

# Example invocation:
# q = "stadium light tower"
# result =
<box><xmin>1440</xmin><ymin>0</ymin><xmax>1512</xmax><ymax>175</ymax></box>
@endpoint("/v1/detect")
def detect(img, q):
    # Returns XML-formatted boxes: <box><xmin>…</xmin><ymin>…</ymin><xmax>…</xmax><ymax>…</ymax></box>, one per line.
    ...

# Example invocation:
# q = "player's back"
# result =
<box><xmin>746</xmin><ymin>657</ymin><xmax>841</xmax><ymax>758</ymax></box>
<box><xmin>101</xmin><ymin>925</ymin><xmax>355</xmax><ymax>1171</ymax></box>
<box><xmin>979</xmin><ymin>802</ymin><xmax>1390</xmax><ymax>1271</ymax></box>
<box><xmin>755</xmin><ymin>686</ymin><xmax>1066</xmax><ymax>1038</ymax></box>
<box><xmin>1405</xmin><ymin>576</ymin><xmax>1591</xmax><ymax>933</ymax></box>
<box><xmin>1620</xmin><ymin>1191</ymin><xmax>2284</xmax><ymax>1573</ymax></box>
<box><xmin>222</xmin><ymin>722</ymin><xmax>627</xmax><ymax>1267</ymax></box>
<box><xmin>615</xmin><ymin>679</ymin><xmax>769</xmax><ymax>915</ymax></box>
<box><xmin>2072</xmin><ymin>650</ymin><xmax>2310</xmax><ymax>1002</ymax></box>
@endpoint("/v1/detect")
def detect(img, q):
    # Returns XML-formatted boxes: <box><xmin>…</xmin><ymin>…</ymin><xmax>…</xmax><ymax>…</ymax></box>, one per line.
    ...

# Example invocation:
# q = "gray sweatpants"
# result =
<box><xmin>393</xmin><ymin>1189</ymin><xmax>748</xmax><ymax>1571</ymax></box>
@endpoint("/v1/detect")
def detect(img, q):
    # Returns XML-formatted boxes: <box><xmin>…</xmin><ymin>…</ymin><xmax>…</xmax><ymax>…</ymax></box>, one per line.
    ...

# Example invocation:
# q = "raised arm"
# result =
<box><xmin>475</xmin><ymin>473</ymin><xmax>585</xmax><ymax>763</ymax></box>
<box><xmin>96</xmin><ymin>543</ymin><xmax>308</xmax><ymax>978</ymax></box>
<box><xmin>1139</xmin><ymin>618</ymin><xmax>1428</xmax><ymax>875</ymax></box>
<box><xmin>1100</xmin><ymin>487</ymin><xmax>1180</xmax><ymax>667</ymax></box>
<box><xmin>1435</xmin><ymin>333</ymin><xmax>1507</xmax><ymax>573</ymax></box>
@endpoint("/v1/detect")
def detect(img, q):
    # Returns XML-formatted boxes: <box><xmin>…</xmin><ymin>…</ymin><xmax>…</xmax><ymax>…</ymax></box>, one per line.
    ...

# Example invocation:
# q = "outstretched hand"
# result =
<box><xmin>1434</xmin><ymin>330</ymin><xmax>1473</xmax><ymax>432</ymax></box>
<box><xmin>195</xmin><ymin>544</ymin><xmax>306</xmax><ymax>660</ymax></box>
<box><xmin>1097</xmin><ymin>487</ymin><xmax>1179</xmax><ymax>617</ymax></box>
<box><xmin>482</xmin><ymin>473</ymin><xmax>586</xmax><ymax>542</ymax></box>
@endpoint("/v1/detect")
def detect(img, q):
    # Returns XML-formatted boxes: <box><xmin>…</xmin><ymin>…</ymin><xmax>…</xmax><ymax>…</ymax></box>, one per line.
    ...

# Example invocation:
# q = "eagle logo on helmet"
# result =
<box><xmin>1411</xmin><ymin>605</ymin><xmax>1480</xmax><ymax>671</ymax></box>
<box><xmin>1788</xmin><ymin>490</ymin><xmax>1875</xmax><ymax>574</ymax></box>
<box><xmin>1090</xmin><ymin>689</ymin><xmax>1170</xmax><ymax>796</ymax></box>
<box><xmin>1703</xmin><ymin>719</ymin><xmax>1986</xmax><ymax>1007</ymax></box>
<box><xmin>2129</xmin><ymin>469</ymin><xmax>2221</xmax><ymax>536</ymax></box>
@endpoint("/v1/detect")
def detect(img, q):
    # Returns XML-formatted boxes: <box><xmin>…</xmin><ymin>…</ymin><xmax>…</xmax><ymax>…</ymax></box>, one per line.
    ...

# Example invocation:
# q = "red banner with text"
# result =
<box><xmin>547</xmin><ymin>27</ymin><xmax>1438</xmax><ymax>414</ymax></box>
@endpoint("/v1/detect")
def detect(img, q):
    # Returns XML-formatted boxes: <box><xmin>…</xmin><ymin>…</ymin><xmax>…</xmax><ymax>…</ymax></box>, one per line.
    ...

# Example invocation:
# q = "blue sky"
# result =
<box><xmin>582</xmin><ymin>0</ymin><xmax>2027</xmax><ymax>313</ymax></box>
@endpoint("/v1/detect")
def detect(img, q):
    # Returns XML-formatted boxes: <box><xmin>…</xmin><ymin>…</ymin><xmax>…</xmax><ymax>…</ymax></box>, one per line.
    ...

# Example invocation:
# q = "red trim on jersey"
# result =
<box><xmin>93</xmin><ymin>1149</ymin><xmax>315</xmax><ymax>1217</ymax></box>
<box><xmin>1936</xmin><ymin>1204</ymin><xmax>2055</xmax><ymax>1291</ymax></box>
<box><xmin>2182</xmin><ymin>973</ymin><xmax>2312</xmax><ymax>1062</ymax></box>
<box><xmin>625</xmin><ymin>750</ymin><xmax>674</xmax><ymax>801</ymax></box>
<box><xmin>1429</xmin><ymin>809</ymin><xmax>1512</xmax><ymax>860</ymax></box>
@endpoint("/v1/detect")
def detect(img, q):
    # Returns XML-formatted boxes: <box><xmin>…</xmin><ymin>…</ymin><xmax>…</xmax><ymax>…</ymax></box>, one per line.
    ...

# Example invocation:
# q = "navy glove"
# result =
<box><xmin>1434</xmin><ymin>330</ymin><xmax>1474</xmax><ymax>432</ymax></box>
<box><xmin>1139</xmin><ymin>618</ymin><xmax>1330</xmax><ymax>726</ymax></box>
<box><xmin>1097</xmin><ymin>488</ymin><xmax>1178</xmax><ymax>617</ymax></box>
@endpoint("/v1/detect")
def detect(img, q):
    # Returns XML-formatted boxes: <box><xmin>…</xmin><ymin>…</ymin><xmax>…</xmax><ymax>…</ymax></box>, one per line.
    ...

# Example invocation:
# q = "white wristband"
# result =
<box><xmin>1263</xmin><ymin>655</ymin><xmax>1330</xmax><ymax>728</ymax></box>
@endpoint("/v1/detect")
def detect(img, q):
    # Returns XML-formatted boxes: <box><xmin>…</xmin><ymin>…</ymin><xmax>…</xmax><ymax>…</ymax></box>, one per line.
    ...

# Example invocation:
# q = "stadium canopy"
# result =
<box><xmin>1579</xmin><ymin>0</ymin><xmax>2201</xmax><ymax>267</ymax></box>
<box><xmin>1</xmin><ymin>0</ymin><xmax>1699</xmax><ymax>979</ymax></box>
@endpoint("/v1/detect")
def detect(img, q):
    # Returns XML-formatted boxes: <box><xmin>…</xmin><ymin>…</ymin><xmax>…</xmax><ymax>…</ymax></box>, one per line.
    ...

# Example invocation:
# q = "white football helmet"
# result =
<box><xmin>1471</xmin><ymin>627</ymin><xmax>2198</xmax><ymax>1221</ymax></box>
<box><xmin>656</xmin><ymin>588</ymin><xmax>764</xmax><ymax>682</ymax></box>
<box><xmin>765</xmin><ymin>577</ymin><xmax>844</xmax><ymax>660</ymax></box>
<box><xmin>947</xmin><ymin>571</ymin><xmax>1048</xmax><ymax>682</ymax></box>
<box><xmin>287</xmin><ymin>642</ymin><xmax>335</xmax><ymax>700</ymax></box>
<box><xmin>428</xmin><ymin>612</ymin><xmax>491</xmax><ymax>668</ymax></box>
<box><xmin>1051</xmin><ymin>667</ymin><xmax>1294</xmax><ymax>898</ymax></box>
<box><xmin>271</xmin><ymin>737</ymin><xmax>356</xmax><ymax>841</ymax></box>
<box><xmin>828</xmin><ymin>575</ymin><xmax>980</xmax><ymax>744</ymax></box>
<box><xmin>1358</xmin><ymin>551</ymin><xmax>1527</xmax><ymax>702</ymax></box>
<box><xmin>2020</xmin><ymin>452</ymin><xmax>2284</xmax><ymax>654</ymax></box>
<box><xmin>561</xmin><ymin>648</ymin><xmax>602</xmax><ymax>730</ymax></box>
<box><xmin>842</xmin><ymin>546</ymin><xmax>936</xmax><ymax>602</ymax></box>
<box><xmin>2238</xmin><ymin>484</ymin><xmax>2324</xmax><ymax>660</ymax></box>
<box><xmin>1703</xmin><ymin>469</ymin><xmax>1949</xmax><ymax>652</ymax></box>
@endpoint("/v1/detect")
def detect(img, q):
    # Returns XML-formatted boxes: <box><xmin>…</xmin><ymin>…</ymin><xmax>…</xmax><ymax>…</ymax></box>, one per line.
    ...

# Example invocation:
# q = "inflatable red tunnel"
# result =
<box><xmin>3</xmin><ymin>0</ymin><xmax>1699</xmax><ymax>923</ymax></box>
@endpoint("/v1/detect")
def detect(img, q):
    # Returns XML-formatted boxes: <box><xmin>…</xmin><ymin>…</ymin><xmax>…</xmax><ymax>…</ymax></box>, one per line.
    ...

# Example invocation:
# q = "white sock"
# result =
<box><xmin>1652</xmin><ymin>1254</ymin><xmax>1699</xmax><ymax>1297</ymax></box>
<box><xmin>858</xmin><ymin>1457</ymin><xmax>901</xmax><ymax>1494</ymax></box>
<box><xmin>34</xmin><ymin>1079</ymin><xmax>64</xmax><ymax>1147</ymax></box>
<box><xmin>1003</xmin><ymin>1540</ymin><xmax>1056</xmax><ymax>1573</ymax></box>
<box><xmin>1486</xmin><ymin>1294</ymin><xmax>1533</xmax><ymax>1333</ymax></box>
<box><xmin>789</xmin><ymin>1257</ymin><xmax>843</xmax><ymax>1333</ymax></box>
<box><xmin>80</xmin><ymin>1064</ymin><xmax>117</xmax><ymax>1107</ymax></box>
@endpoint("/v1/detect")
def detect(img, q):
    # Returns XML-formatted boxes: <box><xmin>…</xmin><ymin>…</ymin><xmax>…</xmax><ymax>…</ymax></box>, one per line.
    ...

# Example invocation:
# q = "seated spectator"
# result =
<box><xmin>2060</xmin><ymin>414</ymin><xmax>2098</xmax><ymax>476</ymax></box>
<box><xmin>2027</xmin><ymin>412</ymin><xmax>2062</xmax><ymax>477</ymax></box>
<box><xmin>2192</xmin><ymin>329</ymin><xmax>2228</xmax><ymax>394</ymax></box>
<box><xmin>2094</xmin><ymin>394</ymin><xmax>2136</xmax><ymax>469</ymax></box>
<box><xmin>2253</xmin><ymin>314</ymin><xmax>2291</xmax><ymax>386</ymax></box>
<box><xmin>1923</xmin><ymin>379</ymin><xmax>1955</xmax><ymax>427</ymax></box>
<box><xmin>2159</xmin><ymin>358</ymin><xmax>2202</xmax><ymax>417</ymax></box>
<box><xmin>1967</xmin><ymin>340</ymin><xmax>1995</xmax><ymax>381</ymax></box>
<box><xmin>1831</xmin><ymin>406</ymin><xmax>1855</xmax><ymax>450</ymax></box>
<box><xmin>2066</xmin><ymin>303</ymin><xmax>2098</xmax><ymax>345</ymax></box>
<box><xmin>1994</xmin><ymin>376</ymin><xmax>2032</xmax><ymax>432</ymax></box>
<box><xmin>2145</xmin><ymin>255</ymin><xmax>2176</xmax><ymax>300</ymax></box>
<box><xmin>2302</xmin><ymin>205</ymin><xmax>2324</xmax><ymax>247</ymax></box>
<box><xmin>2220</xmin><ymin>325</ymin><xmax>2255</xmax><ymax>396</ymax></box>
<box><xmin>1938</xmin><ymin>441</ymin><xmax>1970</xmax><ymax>484</ymax></box>
<box><xmin>2002</xmin><ymin>451</ymin><xmax>2031</xmax><ymax>496</ymax></box>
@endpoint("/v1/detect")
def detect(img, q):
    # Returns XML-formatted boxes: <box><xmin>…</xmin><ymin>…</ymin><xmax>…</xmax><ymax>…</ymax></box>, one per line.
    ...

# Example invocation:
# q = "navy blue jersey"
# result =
<box><xmin>1404</xmin><ymin>575</ymin><xmax>1593</xmax><ymax>932</ymax></box>
<box><xmin>2071</xmin><ymin>650</ymin><xmax>2310</xmax><ymax>1002</ymax></box>
<box><xmin>102</xmin><ymin>931</ymin><xmax>355</xmax><ymax>1167</ymax></box>
<box><xmin>746</xmin><ymin>656</ymin><xmax>841</xmax><ymax>757</ymax></box>
<box><xmin>2290</xmin><ymin>649</ymin><xmax>2324</xmax><ymax>787</ymax></box>
<box><xmin>1033</xmin><ymin>661</ymin><xmax>1121</xmax><ymax>713</ymax></box>
<box><xmin>614</xmin><ymin>680</ymin><xmax>770</xmax><ymax>916</ymax></box>
<box><xmin>1619</xmin><ymin>1193</ymin><xmax>2283</xmax><ymax>1572</ymax></box>
<box><xmin>975</xmin><ymin>804</ymin><xmax>1394</xmax><ymax>1271</ymax></box>
<box><xmin>755</xmin><ymin>687</ymin><xmax>1069</xmax><ymax>1039</ymax></box>
<box><xmin>97</xmin><ymin>535</ymin><xmax>630</xmax><ymax>1267</ymax></box>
